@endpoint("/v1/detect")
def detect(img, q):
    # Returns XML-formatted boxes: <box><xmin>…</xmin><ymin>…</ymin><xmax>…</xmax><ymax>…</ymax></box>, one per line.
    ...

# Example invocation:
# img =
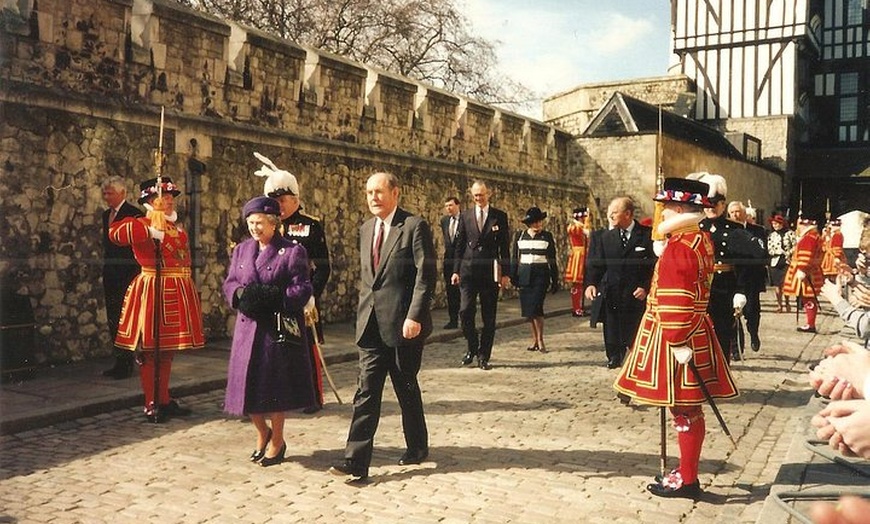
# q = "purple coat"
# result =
<box><xmin>223</xmin><ymin>235</ymin><xmax>315</xmax><ymax>416</ymax></box>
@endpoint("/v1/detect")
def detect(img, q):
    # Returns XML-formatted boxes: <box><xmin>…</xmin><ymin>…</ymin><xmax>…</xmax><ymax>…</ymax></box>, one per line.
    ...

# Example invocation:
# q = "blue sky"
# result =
<box><xmin>460</xmin><ymin>1</ymin><xmax>673</xmax><ymax>115</ymax></box>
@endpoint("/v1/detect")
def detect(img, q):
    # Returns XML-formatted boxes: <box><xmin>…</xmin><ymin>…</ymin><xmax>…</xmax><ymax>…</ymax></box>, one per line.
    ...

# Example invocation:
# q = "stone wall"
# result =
<box><xmin>0</xmin><ymin>0</ymin><xmax>586</xmax><ymax>363</ymax></box>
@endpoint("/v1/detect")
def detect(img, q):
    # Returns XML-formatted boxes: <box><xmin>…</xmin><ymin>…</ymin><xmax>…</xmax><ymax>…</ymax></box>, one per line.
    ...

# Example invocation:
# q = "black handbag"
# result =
<box><xmin>274</xmin><ymin>313</ymin><xmax>304</xmax><ymax>351</ymax></box>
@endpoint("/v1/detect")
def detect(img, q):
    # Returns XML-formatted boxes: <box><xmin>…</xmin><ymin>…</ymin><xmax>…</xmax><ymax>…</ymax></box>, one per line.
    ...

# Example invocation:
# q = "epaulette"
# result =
<box><xmin>300</xmin><ymin>211</ymin><xmax>321</xmax><ymax>222</ymax></box>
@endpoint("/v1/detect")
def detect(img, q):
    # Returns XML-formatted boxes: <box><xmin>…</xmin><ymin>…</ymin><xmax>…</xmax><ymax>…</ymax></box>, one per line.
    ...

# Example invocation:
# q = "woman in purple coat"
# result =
<box><xmin>223</xmin><ymin>196</ymin><xmax>316</xmax><ymax>467</ymax></box>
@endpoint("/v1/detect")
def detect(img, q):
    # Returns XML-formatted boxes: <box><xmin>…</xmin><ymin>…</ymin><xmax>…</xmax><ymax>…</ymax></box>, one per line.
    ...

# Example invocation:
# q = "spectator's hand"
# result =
<box><xmin>632</xmin><ymin>287</ymin><xmax>647</xmax><ymax>300</ymax></box>
<box><xmin>402</xmin><ymin>318</ymin><xmax>422</xmax><ymax>339</ymax></box>
<box><xmin>732</xmin><ymin>293</ymin><xmax>747</xmax><ymax>311</ymax></box>
<box><xmin>500</xmin><ymin>275</ymin><xmax>511</xmax><ymax>289</ymax></box>
<box><xmin>820</xmin><ymin>279</ymin><xmax>844</xmax><ymax>306</ymax></box>
<box><xmin>148</xmin><ymin>226</ymin><xmax>165</xmax><ymax>241</ymax></box>
<box><xmin>811</xmin><ymin>496</ymin><xmax>870</xmax><ymax>524</ymax></box>
<box><xmin>450</xmin><ymin>273</ymin><xmax>460</xmax><ymax>286</ymax></box>
<box><xmin>796</xmin><ymin>269</ymin><xmax>807</xmax><ymax>281</ymax></box>
<box><xmin>816</xmin><ymin>400</ymin><xmax>870</xmax><ymax>459</ymax></box>
<box><xmin>585</xmin><ymin>285</ymin><xmax>598</xmax><ymax>302</ymax></box>
<box><xmin>856</xmin><ymin>252</ymin><xmax>868</xmax><ymax>273</ymax></box>
<box><xmin>809</xmin><ymin>341</ymin><xmax>870</xmax><ymax>400</ymax></box>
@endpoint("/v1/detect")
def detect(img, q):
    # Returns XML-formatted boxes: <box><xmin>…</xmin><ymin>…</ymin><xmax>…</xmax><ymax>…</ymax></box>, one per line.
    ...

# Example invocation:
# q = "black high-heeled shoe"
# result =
<box><xmin>260</xmin><ymin>442</ymin><xmax>286</xmax><ymax>467</ymax></box>
<box><xmin>249</xmin><ymin>428</ymin><xmax>272</xmax><ymax>462</ymax></box>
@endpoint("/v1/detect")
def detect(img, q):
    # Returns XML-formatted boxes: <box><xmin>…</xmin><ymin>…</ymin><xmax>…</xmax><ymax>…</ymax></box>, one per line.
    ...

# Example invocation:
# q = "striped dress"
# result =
<box><xmin>511</xmin><ymin>229</ymin><xmax>559</xmax><ymax>318</ymax></box>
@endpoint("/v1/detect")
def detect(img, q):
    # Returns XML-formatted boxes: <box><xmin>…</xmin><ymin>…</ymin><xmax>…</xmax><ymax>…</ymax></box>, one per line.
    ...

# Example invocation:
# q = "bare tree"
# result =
<box><xmin>175</xmin><ymin>0</ymin><xmax>537</xmax><ymax>114</ymax></box>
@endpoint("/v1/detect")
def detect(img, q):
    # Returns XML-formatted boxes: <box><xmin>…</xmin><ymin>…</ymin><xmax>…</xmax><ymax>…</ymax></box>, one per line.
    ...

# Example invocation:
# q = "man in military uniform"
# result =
<box><xmin>254</xmin><ymin>152</ymin><xmax>331</xmax><ymax>413</ymax></box>
<box><xmin>727</xmin><ymin>201</ymin><xmax>768</xmax><ymax>352</ymax></box>
<box><xmin>689</xmin><ymin>173</ymin><xmax>766</xmax><ymax>363</ymax></box>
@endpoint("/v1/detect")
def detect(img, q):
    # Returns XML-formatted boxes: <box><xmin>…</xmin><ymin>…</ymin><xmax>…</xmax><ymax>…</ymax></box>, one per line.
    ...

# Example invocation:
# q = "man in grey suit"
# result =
<box><xmin>329</xmin><ymin>171</ymin><xmax>436</xmax><ymax>482</ymax></box>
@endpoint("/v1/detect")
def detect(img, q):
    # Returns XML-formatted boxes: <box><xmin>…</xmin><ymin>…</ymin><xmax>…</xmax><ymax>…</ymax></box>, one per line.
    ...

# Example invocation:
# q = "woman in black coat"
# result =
<box><xmin>511</xmin><ymin>207</ymin><xmax>559</xmax><ymax>352</ymax></box>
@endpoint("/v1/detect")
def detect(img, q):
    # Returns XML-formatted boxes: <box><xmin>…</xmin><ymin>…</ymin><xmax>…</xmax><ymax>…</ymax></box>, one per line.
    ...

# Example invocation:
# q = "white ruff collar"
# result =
<box><xmin>143</xmin><ymin>203</ymin><xmax>178</xmax><ymax>222</ymax></box>
<box><xmin>657</xmin><ymin>211</ymin><xmax>704</xmax><ymax>236</ymax></box>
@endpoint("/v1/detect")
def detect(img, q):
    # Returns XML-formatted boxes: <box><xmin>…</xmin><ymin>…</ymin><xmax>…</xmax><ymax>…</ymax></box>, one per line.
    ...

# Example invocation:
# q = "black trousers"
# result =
<box><xmin>445</xmin><ymin>278</ymin><xmax>461</xmax><ymax>324</ymax></box>
<box><xmin>744</xmin><ymin>291</ymin><xmax>761</xmax><ymax>342</ymax></box>
<box><xmin>344</xmin><ymin>328</ymin><xmax>427</xmax><ymax>469</ymax></box>
<box><xmin>459</xmin><ymin>279</ymin><xmax>499</xmax><ymax>361</ymax></box>
<box><xmin>103</xmin><ymin>274</ymin><xmax>134</xmax><ymax>366</ymax></box>
<box><xmin>708</xmin><ymin>295</ymin><xmax>736</xmax><ymax>356</ymax></box>
<box><xmin>603</xmin><ymin>298</ymin><xmax>645</xmax><ymax>362</ymax></box>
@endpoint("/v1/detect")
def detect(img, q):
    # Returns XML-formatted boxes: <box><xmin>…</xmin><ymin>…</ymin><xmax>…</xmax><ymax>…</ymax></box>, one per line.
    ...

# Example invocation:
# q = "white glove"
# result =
<box><xmin>672</xmin><ymin>345</ymin><xmax>693</xmax><ymax>364</ymax></box>
<box><xmin>795</xmin><ymin>269</ymin><xmax>806</xmax><ymax>281</ymax></box>
<box><xmin>303</xmin><ymin>295</ymin><xmax>316</xmax><ymax>315</ymax></box>
<box><xmin>653</xmin><ymin>240</ymin><xmax>666</xmax><ymax>257</ymax></box>
<box><xmin>732</xmin><ymin>293</ymin><xmax>747</xmax><ymax>311</ymax></box>
<box><xmin>148</xmin><ymin>226</ymin><xmax>165</xmax><ymax>241</ymax></box>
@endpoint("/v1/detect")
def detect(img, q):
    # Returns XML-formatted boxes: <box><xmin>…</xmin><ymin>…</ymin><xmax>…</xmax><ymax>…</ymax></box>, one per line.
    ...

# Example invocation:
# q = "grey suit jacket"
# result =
<box><xmin>356</xmin><ymin>207</ymin><xmax>437</xmax><ymax>349</ymax></box>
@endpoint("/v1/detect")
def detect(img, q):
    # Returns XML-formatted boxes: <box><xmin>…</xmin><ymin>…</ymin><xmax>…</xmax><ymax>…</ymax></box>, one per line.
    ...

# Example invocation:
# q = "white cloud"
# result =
<box><xmin>588</xmin><ymin>13</ymin><xmax>655</xmax><ymax>55</ymax></box>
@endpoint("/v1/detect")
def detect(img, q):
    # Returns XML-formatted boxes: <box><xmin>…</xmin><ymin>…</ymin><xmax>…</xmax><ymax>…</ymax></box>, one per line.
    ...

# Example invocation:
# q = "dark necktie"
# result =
<box><xmin>109</xmin><ymin>207</ymin><xmax>118</xmax><ymax>224</ymax></box>
<box><xmin>449</xmin><ymin>216</ymin><xmax>457</xmax><ymax>241</ymax></box>
<box><xmin>372</xmin><ymin>220</ymin><xmax>384</xmax><ymax>269</ymax></box>
<box><xmin>620</xmin><ymin>228</ymin><xmax>628</xmax><ymax>248</ymax></box>
<box><xmin>477</xmin><ymin>208</ymin><xmax>485</xmax><ymax>232</ymax></box>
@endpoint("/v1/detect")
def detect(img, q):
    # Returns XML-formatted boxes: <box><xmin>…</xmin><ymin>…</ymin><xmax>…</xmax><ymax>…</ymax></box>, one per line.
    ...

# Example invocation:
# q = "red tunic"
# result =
<box><xmin>614</xmin><ymin>226</ymin><xmax>738</xmax><ymax>407</ymax></box>
<box><xmin>782</xmin><ymin>229</ymin><xmax>824</xmax><ymax>298</ymax></box>
<box><xmin>109</xmin><ymin>216</ymin><xmax>205</xmax><ymax>351</ymax></box>
<box><xmin>564</xmin><ymin>222</ymin><xmax>588</xmax><ymax>284</ymax></box>
<box><xmin>820</xmin><ymin>229</ymin><xmax>845</xmax><ymax>277</ymax></box>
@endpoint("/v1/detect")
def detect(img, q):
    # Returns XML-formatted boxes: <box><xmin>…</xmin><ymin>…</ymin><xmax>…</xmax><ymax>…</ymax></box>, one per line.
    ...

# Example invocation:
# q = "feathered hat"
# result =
<box><xmin>686</xmin><ymin>171</ymin><xmax>727</xmax><ymax>203</ymax></box>
<box><xmin>254</xmin><ymin>152</ymin><xmax>299</xmax><ymax>198</ymax></box>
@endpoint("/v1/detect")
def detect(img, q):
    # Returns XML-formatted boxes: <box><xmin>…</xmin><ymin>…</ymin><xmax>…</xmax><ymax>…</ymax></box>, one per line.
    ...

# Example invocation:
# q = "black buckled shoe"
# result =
<box><xmin>797</xmin><ymin>325</ymin><xmax>817</xmax><ymax>333</ymax></box>
<box><xmin>144</xmin><ymin>408</ymin><xmax>168</xmax><ymax>424</ymax></box>
<box><xmin>398</xmin><ymin>448</ymin><xmax>429</xmax><ymax>465</ymax></box>
<box><xmin>646</xmin><ymin>479</ymin><xmax>701</xmax><ymax>500</ymax></box>
<box><xmin>478</xmin><ymin>359</ymin><xmax>492</xmax><ymax>370</ymax></box>
<box><xmin>329</xmin><ymin>459</ymin><xmax>368</xmax><ymax>480</ymax></box>
<box><xmin>460</xmin><ymin>352</ymin><xmax>475</xmax><ymax>366</ymax></box>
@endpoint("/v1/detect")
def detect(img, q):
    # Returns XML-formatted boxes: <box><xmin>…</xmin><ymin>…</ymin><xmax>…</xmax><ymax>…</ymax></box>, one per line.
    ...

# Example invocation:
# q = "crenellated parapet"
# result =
<box><xmin>1</xmin><ymin>0</ymin><xmax>569</xmax><ymax>175</ymax></box>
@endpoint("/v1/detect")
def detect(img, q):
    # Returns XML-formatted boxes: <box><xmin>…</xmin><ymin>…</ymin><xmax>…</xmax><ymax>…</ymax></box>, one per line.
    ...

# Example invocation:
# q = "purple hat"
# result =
<box><xmin>242</xmin><ymin>196</ymin><xmax>280</xmax><ymax>219</ymax></box>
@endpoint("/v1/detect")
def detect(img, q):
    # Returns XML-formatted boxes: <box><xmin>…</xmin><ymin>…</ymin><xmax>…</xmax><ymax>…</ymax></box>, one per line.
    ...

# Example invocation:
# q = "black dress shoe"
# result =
<box><xmin>731</xmin><ymin>352</ymin><xmax>742</xmax><ymax>362</ymax></box>
<box><xmin>443</xmin><ymin>322</ymin><xmax>458</xmax><ymax>329</ymax></box>
<box><xmin>398</xmin><ymin>448</ymin><xmax>429</xmax><ymax>465</ymax></box>
<box><xmin>478</xmin><ymin>359</ymin><xmax>491</xmax><ymax>370</ymax></box>
<box><xmin>329</xmin><ymin>459</ymin><xmax>368</xmax><ymax>480</ymax></box>
<box><xmin>606</xmin><ymin>358</ymin><xmax>621</xmax><ymax>369</ymax></box>
<box><xmin>750</xmin><ymin>338</ymin><xmax>761</xmax><ymax>352</ymax></box>
<box><xmin>260</xmin><ymin>442</ymin><xmax>286</xmax><ymax>467</ymax></box>
<box><xmin>797</xmin><ymin>325</ymin><xmax>817</xmax><ymax>333</ymax></box>
<box><xmin>144</xmin><ymin>408</ymin><xmax>168</xmax><ymax>424</ymax></box>
<box><xmin>460</xmin><ymin>353</ymin><xmax>475</xmax><ymax>366</ymax></box>
<box><xmin>646</xmin><ymin>479</ymin><xmax>701</xmax><ymax>499</ymax></box>
<box><xmin>160</xmin><ymin>399</ymin><xmax>192</xmax><ymax>417</ymax></box>
<box><xmin>302</xmin><ymin>404</ymin><xmax>322</xmax><ymax>414</ymax></box>
<box><xmin>250</xmin><ymin>428</ymin><xmax>273</xmax><ymax>462</ymax></box>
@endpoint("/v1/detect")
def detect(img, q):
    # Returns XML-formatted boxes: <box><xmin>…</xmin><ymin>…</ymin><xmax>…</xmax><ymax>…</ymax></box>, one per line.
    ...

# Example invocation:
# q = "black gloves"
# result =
<box><xmin>237</xmin><ymin>284</ymin><xmax>284</xmax><ymax>319</ymax></box>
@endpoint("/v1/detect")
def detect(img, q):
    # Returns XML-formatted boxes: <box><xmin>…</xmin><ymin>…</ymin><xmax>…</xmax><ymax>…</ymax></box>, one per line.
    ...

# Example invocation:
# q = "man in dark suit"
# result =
<box><xmin>584</xmin><ymin>196</ymin><xmax>655</xmax><ymax>369</ymax></box>
<box><xmin>100</xmin><ymin>176</ymin><xmax>142</xmax><ymax>379</ymax></box>
<box><xmin>451</xmin><ymin>180</ymin><xmax>511</xmax><ymax>370</ymax></box>
<box><xmin>440</xmin><ymin>196</ymin><xmax>462</xmax><ymax>329</ymax></box>
<box><xmin>329</xmin><ymin>171</ymin><xmax>436</xmax><ymax>481</ymax></box>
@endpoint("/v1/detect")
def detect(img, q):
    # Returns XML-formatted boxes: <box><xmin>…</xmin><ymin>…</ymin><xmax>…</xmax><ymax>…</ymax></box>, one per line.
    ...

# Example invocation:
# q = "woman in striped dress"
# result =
<box><xmin>510</xmin><ymin>207</ymin><xmax>559</xmax><ymax>353</ymax></box>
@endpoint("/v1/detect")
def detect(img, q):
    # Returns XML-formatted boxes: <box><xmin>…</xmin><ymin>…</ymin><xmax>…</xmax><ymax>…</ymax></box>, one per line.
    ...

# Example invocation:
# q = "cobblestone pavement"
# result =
<box><xmin>0</xmin><ymin>294</ymin><xmax>850</xmax><ymax>523</ymax></box>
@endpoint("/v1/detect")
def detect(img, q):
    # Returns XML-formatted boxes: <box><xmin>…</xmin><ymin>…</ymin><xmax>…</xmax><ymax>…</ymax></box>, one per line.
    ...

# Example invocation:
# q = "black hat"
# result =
<box><xmin>572</xmin><ymin>207</ymin><xmax>588</xmax><ymax>219</ymax></box>
<box><xmin>522</xmin><ymin>206</ymin><xmax>547</xmax><ymax>225</ymax></box>
<box><xmin>138</xmin><ymin>177</ymin><xmax>181</xmax><ymax>204</ymax></box>
<box><xmin>653</xmin><ymin>178</ymin><xmax>713</xmax><ymax>208</ymax></box>
<box><xmin>242</xmin><ymin>196</ymin><xmax>281</xmax><ymax>219</ymax></box>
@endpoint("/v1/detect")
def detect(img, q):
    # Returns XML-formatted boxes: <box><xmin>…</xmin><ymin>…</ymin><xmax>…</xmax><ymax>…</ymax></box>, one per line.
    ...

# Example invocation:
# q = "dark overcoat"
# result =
<box><xmin>223</xmin><ymin>235</ymin><xmax>315</xmax><ymax>416</ymax></box>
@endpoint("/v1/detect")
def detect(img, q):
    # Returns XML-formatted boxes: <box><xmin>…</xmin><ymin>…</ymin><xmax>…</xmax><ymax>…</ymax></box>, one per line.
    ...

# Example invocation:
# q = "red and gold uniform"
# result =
<box><xmin>614</xmin><ymin>226</ymin><xmax>737</xmax><ymax>406</ymax></box>
<box><xmin>109</xmin><ymin>175</ymin><xmax>204</xmax><ymax>420</ymax></box>
<box><xmin>782</xmin><ymin>220</ymin><xmax>824</xmax><ymax>331</ymax></box>
<box><xmin>820</xmin><ymin>224</ymin><xmax>845</xmax><ymax>278</ymax></box>
<box><xmin>564</xmin><ymin>214</ymin><xmax>589</xmax><ymax>316</ymax></box>
<box><xmin>110</xmin><ymin>216</ymin><xmax>205</xmax><ymax>351</ymax></box>
<box><xmin>615</xmin><ymin>175</ymin><xmax>737</xmax><ymax>500</ymax></box>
